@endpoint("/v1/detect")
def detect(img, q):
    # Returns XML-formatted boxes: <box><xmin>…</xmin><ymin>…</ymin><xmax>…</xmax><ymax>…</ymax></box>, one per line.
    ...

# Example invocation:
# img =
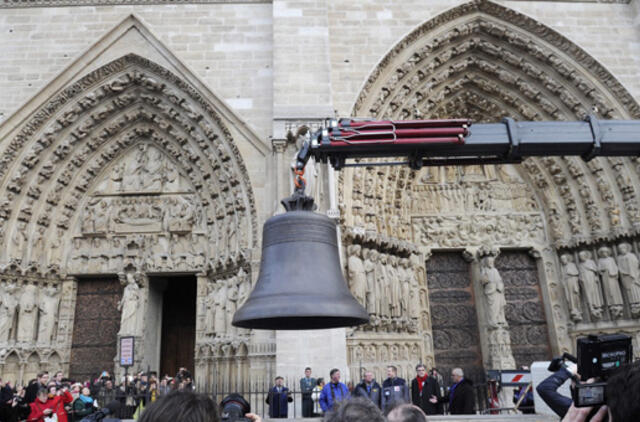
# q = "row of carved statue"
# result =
<box><xmin>0</xmin><ymin>281</ymin><xmax>60</xmax><ymax>345</ymax></box>
<box><xmin>560</xmin><ymin>243</ymin><xmax>640</xmax><ymax>322</ymax></box>
<box><xmin>346</xmin><ymin>245</ymin><xmax>425</xmax><ymax>332</ymax></box>
<box><xmin>203</xmin><ymin>269</ymin><xmax>251</xmax><ymax>338</ymax></box>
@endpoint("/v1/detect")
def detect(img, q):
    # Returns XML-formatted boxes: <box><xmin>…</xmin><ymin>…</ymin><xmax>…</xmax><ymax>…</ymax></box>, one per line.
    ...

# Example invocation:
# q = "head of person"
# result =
<box><xmin>305</xmin><ymin>367</ymin><xmax>312</xmax><ymax>377</ymax></box>
<box><xmin>81</xmin><ymin>387</ymin><xmax>91</xmax><ymax>397</ymax></box>
<box><xmin>324</xmin><ymin>396</ymin><xmax>384</xmax><ymax>422</ymax></box>
<box><xmin>330</xmin><ymin>369</ymin><xmax>341</xmax><ymax>383</ymax></box>
<box><xmin>317</xmin><ymin>378</ymin><xmax>325</xmax><ymax>387</ymax></box>
<box><xmin>363</xmin><ymin>371</ymin><xmax>374</xmax><ymax>384</ymax></box>
<box><xmin>415</xmin><ymin>364</ymin><xmax>426</xmax><ymax>378</ymax></box>
<box><xmin>37</xmin><ymin>388</ymin><xmax>48</xmax><ymax>403</ymax></box>
<box><xmin>607</xmin><ymin>361</ymin><xmax>640</xmax><ymax>422</ymax></box>
<box><xmin>48</xmin><ymin>384</ymin><xmax>57</xmax><ymax>396</ymax></box>
<box><xmin>105</xmin><ymin>380</ymin><xmax>113</xmax><ymax>389</ymax></box>
<box><xmin>139</xmin><ymin>391</ymin><xmax>219</xmax><ymax>422</ymax></box>
<box><xmin>451</xmin><ymin>368</ymin><xmax>464</xmax><ymax>384</ymax></box>
<box><xmin>275</xmin><ymin>376</ymin><xmax>284</xmax><ymax>387</ymax></box>
<box><xmin>55</xmin><ymin>372</ymin><xmax>63</xmax><ymax>383</ymax></box>
<box><xmin>387</xmin><ymin>366</ymin><xmax>398</xmax><ymax>379</ymax></box>
<box><xmin>38</xmin><ymin>372</ymin><xmax>49</xmax><ymax>386</ymax></box>
<box><xmin>386</xmin><ymin>404</ymin><xmax>428</xmax><ymax>422</ymax></box>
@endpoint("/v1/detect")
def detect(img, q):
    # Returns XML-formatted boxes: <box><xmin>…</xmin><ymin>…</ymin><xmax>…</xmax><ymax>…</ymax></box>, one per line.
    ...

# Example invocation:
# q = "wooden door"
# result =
<box><xmin>160</xmin><ymin>276</ymin><xmax>196</xmax><ymax>378</ymax></box>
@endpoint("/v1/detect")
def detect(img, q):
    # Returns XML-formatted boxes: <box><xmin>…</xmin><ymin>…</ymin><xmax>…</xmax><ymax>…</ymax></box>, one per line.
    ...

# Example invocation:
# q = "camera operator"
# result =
<box><xmin>536</xmin><ymin>360</ymin><xmax>577</xmax><ymax>417</ymax></box>
<box><xmin>562</xmin><ymin>360</ymin><xmax>640</xmax><ymax>422</ymax></box>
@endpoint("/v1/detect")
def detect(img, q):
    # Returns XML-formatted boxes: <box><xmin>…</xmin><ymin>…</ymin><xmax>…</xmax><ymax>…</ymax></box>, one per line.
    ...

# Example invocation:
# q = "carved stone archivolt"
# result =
<box><xmin>343</xmin><ymin>0</ymin><xmax>640</xmax><ymax>366</ymax></box>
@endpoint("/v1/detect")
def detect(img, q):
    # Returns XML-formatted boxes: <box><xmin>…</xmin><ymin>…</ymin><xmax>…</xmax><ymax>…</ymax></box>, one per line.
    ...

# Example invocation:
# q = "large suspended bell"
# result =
<box><xmin>232</xmin><ymin>191</ymin><xmax>369</xmax><ymax>330</ymax></box>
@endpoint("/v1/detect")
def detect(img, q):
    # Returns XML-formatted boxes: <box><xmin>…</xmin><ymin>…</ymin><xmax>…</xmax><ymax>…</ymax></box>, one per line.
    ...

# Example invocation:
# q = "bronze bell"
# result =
<box><xmin>232</xmin><ymin>193</ymin><xmax>369</xmax><ymax>330</ymax></box>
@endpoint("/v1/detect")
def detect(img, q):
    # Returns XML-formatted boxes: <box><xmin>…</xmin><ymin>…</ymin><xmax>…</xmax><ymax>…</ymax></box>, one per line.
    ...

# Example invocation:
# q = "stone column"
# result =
<box><xmin>55</xmin><ymin>276</ymin><xmax>78</xmax><ymax>373</ymax></box>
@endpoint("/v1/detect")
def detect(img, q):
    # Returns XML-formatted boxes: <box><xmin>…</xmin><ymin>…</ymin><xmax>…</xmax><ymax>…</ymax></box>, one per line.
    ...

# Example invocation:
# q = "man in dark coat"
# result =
<box><xmin>299</xmin><ymin>367</ymin><xmax>316</xmax><ymax>418</ymax></box>
<box><xmin>266</xmin><ymin>376</ymin><xmax>292</xmax><ymax>418</ymax></box>
<box><xmin>448</xmin><ymin>368</ymin><xmax>474</xmax><ymax>415</ymax></box>
<box><xmin>381</xmin><ymin>366</ymin><xmax>409</xmax><ymax>412</ymax></box>
<box><xmin>353</xmin><ymin>371</ymin><xmax>381</xmax><ymax>408</ymax></box>
<box><xmin>410</xmin><ymin>364</ymin><xmax>440</xmax><ymax>415</ymax></box>
<box><xmin>25</xmin><ymin>372</ymin><xmax>49</xmax><ymax>404</ymax></box>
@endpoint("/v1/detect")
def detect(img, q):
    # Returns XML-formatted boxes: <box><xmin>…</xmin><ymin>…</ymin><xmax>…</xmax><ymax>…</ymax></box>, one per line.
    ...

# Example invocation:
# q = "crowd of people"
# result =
<box><xmin>265</xmin><ymin>364</ymin><xmax>477</xmax><ymax>418</ymax></box>
<box><xmin>0</xmin><ymin>367</ymin><xmax>196</xmax><ymax>422</ymax></box>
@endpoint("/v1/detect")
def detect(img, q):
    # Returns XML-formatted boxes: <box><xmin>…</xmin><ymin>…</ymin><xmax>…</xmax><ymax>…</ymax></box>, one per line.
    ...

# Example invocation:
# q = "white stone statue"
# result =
<box><xmin>597</xmin><ymin>247</ymin><xmax>624</xmax><ymax>319</ymax></box>
<box><xmin>399</xmin><ymin>258</ymin><xmax>411</xmax><ymax>316</ymax></box>
<box><xmin>214</xmin><ymin>281</ymin><xmax>227</xmax><ymax>335</ymax></box>
<box><xmin>388</xmin><ymin>256</ymin><xmax>401</xmax><ymax>318</ymax></box>
<box><xmin>118</xmin><ymin>273</ymin><xmax>141</xmax><ymax>336</ymax></box>
<box><xmin>560</xmin><ymin>254</ymin><xmax>582</xmax><ymax>322</ymax></box>
<box><xmin>347</xmin><ymin>245</ymin><xmax>367</xmax><ymax>306</ymax></box>
<box><xmin>578</xmin><ymin>250</ymin><xmax>604</xmax><ymax>320</ymax></box>
<box><xmin>17</xmin><ymin>283</ymin><xmax>38</xmax><ymax>343</ymax></box>
<box><xmin>0</xmin><ymin>282</ymin><xmax>19</xmax><ymax>343</ymax></box>
<box><xmin>617</xmin><ymin>242</ymin><xmax>640</xmax><ymax>317</ymax></box>
<box><xmin>377</xmin><ymin>254</ymin><xmax>390</xmax><ymax>318</ymax></box>
<box><xmin>363</xmin><ymin>249</ymin><xmax>377</xmax><ymax>315</ymax></box>
<box><xmin>226</xmin><ymin>276</ymin><xmax>238</xmax><ymax>336</ymax></box>
<box><xmin>37</xmin><ymin>285</ymin><xmax>60</xmax><ymax>344</ymax></box>
<box><xmin>205</xmin><ymin>284</ymin><xmax>217</xmax><ymax>335</ymax></box>
<box><xmin>479</xmin><ymin>256</ymin><xmax>508</xmax><ymax>329</ymax></box>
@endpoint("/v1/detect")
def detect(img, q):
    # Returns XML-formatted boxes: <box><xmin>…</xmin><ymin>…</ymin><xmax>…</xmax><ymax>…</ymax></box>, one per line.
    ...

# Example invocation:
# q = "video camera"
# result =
<box><xmin>551</xmin><ymin>334</ymin><xmax>632</xmax><ymax>408</ymax></box>
<box><xmin>220</xmin><ymin>393</ymin><xmax>251</xmax><ymax>422</ymax></box>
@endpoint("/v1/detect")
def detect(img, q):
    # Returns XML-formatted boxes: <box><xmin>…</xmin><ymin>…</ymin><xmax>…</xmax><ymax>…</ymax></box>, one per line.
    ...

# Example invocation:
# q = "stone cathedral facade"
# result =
<box><xmin>1</xmin><ymin>0</ymin><xmax>640</xmax><ymax>394</ymax></box>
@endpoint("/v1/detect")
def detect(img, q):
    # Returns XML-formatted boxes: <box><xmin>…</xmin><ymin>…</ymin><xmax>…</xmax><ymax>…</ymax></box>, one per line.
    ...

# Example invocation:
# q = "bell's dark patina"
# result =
<box><xmin>232</xmin><ymin>192</ymin><xmax>369</xmax><ymax>330</ymax></box>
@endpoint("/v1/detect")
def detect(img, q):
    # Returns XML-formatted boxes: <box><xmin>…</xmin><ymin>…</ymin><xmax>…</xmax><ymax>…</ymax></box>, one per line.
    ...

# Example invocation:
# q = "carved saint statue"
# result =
<box><xmin>205</xmin><ymin>284</ymin><xmax>217</xmax><ymax>335</ymax></box>
<box><xmin>214</xmin><ymin>281</ymin><xmax>227</xmax><ymax>335</ymax></box>
<box><xmin>388</xmin><ymin>256</ymin><xmax>401</xmax><ymax>318</ymax></box>
<box><xmin>578</xmin><ymin>250</ymin><xmax>604</xmax><ymax>320</ymax></box>
<box><xmin>479</xmin><ymin>256</ymin><xmax>508</xmax><ymax>329</ymax></box>
<box><xmin>399</xmin><ymin>258</ymin><xmax>411</xmax><ymax>316</ymax></box>
<box><xmin>0</xmin><ymin>282</ymin><xmax>19</xmax><ymax>343</ymax></box>
<box><xmin>377</xmin><ymin>254</ymin><xmax>390</xmax><ymax>318</ymax></box>
<box><xmin>37</xmin><ymin>285</ymin><xmax>60</xmax><ymax>344</ymax></box>
<box><xmin>347</xmin><ymin>245</ymin><xmax>367</xmax><ymax>306</ymax></box>
<box><xmin>17</xmin><ymin>283</ymin><xmax>38</xmax><ymax>343</ymax></box>
<box><xmin>118</xmin><ymin>273</ymin><xmax>141</xmax><ymax>336</ymax></box>
<box><xmin>617</xmin><ymin>242</ymin><xmax>640</xmax><ymax>317</ymax></box>
<box><xmin>363</xmin><ymin>249</ymin><xmax>377</xmax><ymax>315</ymax></box>
<box><xmin>560</xmin><ymin>254</ymin><xmax>582</xmax><ymax>322</ymax></box>
<box><xmin>597</xmin><ymin>247</ymin><xmax>624</xmax><ymax>319</ymax></box>
<box><xmin>236</xmin><ymin>269</ymin><xmax>251</xmax><ymax>335</ymax></box>
<box><xmin>226</xmin><ymin>276</ymin><xmax>238</xmax><ymax>336</ymax></box>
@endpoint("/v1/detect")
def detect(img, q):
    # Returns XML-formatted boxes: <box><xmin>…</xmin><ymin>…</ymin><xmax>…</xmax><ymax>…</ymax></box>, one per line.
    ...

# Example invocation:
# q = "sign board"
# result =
<box><xmin>498</xmin><ymin>370</ymin><xmax>532</xmax><ymax>386</ymax></box>
<box><xmin>120</xmin><ymin>336</ymin><xmax>135</xmax><ymax>367</ymax></box>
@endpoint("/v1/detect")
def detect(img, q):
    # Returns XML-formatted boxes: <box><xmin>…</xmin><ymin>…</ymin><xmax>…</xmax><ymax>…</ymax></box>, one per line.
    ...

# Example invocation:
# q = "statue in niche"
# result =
<box><xmin>347</xmin><ymin>245</ymin><xmax>367</xmax><ymax>306</ymax></box>
<box><xmin>226</xmin><ymin>276</ymin><xmax>238</xmax><ymax>336</ymax></box>
<box><xmin>205</xmin><ymin>283</ymin><xmax>217</xmax><ymax>335</ymax></box>
<box><xmin>144</xmin><ymin>147</ymin><xmax>164</xmax><ymax>191</ymax></box>
<box><xmin>12</xmin><ymin>221</ymin><xmax>28</xmax><ymax>262</ymax></box>
<box><xmin>31</xmin><ymin>226</ymin><xmax>46</xmax><ymax>263</ymax></box>
<box><xmin>110</xmin><ymin>162</ymin><xmax>125</xmax><ymax>192</ymax></box>
<box><xmin>479</xmin><ymin>256</ymin><xmax>508</xmax><ymax>329</ymax></box>
<box><xmin>17</xmin><ymin>283</ymin><xmax>38</xmax><ymax>343</ymax></box>
<box><xmin>597</xmin><ymin>247</ymin><xmax>624</xmax><ymax>319</ymax></box>
<box><xmin>617</xmin><ymin>243</ymin><xmax>640</xmax><ymax>317</ymax></box>
<box><xmin>560</xmin><ymin>254</ymin><xmax>582</xmax><ymax>322</ymax></box>
<box><xmin>0</xmin><ymin>281</ymin><xmax>19</xmax><ymax>343</ymax></box>
<box><xmin>388</xmin><ymin>256</ymin><xmax>401</xmax><ymax>318</ymax></box>
<box><xmin>377</xmin><ymin>254</ymin><xmax>389</xmax><ymax>318</ymax></box>
<box><xmin>214</xmin><ymin>280</ymin><xmax>227</xmax><ymax>336</ymax></box>
<box><xmin>118</xmin><ymin>273</ymin><xmax>142</xmax><ymax>336</ymax></box>
<box><xmin>578</xmin><ymin>250</ymin><xmax>604</xmax><ymax>320</ymax></box>
<box><xmin>37</xmin><ymin>285</ymin><xmax>60</xmax><ymax>345</ymax></box>
<box><xmin>363</xmin><ymin>248</ymin><xmax>377</xmax><ymax>316</ymax></box>
<box><xmin>399</xmin><ymin>258</ymin><xmax>412</xmax><ymax>317</ymax></box>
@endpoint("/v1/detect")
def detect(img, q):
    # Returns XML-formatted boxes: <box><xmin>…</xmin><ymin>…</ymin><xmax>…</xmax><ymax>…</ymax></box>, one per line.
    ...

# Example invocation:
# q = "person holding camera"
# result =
<box><xmin>28</xmin><ymin>386</ymin><xmax>73</xmax><ymax>422</ymax></box>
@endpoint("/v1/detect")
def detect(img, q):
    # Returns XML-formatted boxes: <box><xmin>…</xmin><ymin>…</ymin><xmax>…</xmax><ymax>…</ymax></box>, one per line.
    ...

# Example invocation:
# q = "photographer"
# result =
<box><xmin>536</xmin><ymin>361</ymin><xmax>576</xmax><ymax>418</ymax></box>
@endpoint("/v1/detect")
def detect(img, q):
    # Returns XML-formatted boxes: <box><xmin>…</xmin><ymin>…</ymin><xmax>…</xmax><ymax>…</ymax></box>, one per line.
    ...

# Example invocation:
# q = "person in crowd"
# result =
<box><xmin>1</xmin><ymin>377</ymin><xmax>14</xmax><ymax>422</ymax></box>
<box><xmin>410</xmin><ymin>364</ymin><xmax>440</xmax><ymax>415</ymax></box>
<box><xmin>299</xmin><ymin>367</ymin><xmax>316</xmax><ymax>418</ymax></box>
<box><xmin>429</xmin><ymin>368</ymin><xmax>445</xmax><ymax>414</ymax></box>
<box><xmin>513</xmin><ymin>386</ymin><xmax>535</xmax><ymax>414</ymax></box>
<box><xmin>54</xmin><ymin>372</ymin><xmax>65</xmax><ymax>388</ymax></box>
<box><xmin>353</xmin><ymin>371</ymin><xmax>381</xmax><ymax>408</ymax></box>
<box><xmin>448</xmin><ymin>368</ymin><xmax>474</xmax><ymax>415</ymax></box>
<box><xmin>323</xmin><ymin>396</ymin><xmax>384</xmax><ymax>422</ymax></box>
<box><xmin>381</xmin><ymin>366</ymin><xmax>409</xmax><ymax>412</ymax></box>
<box><xmin>265</xmin><ymin>376</ymin><xmax>292</xmax><ymax>419</ymax></box>
<box><xmin>26</xmin><ymin>372</ymin><xmax>50</xmax><ymax>403</ymax></box>
<box><xmin>536</xmin><ymin>361</ymin><xmax>575</xmax><ymax>418</ymax></box>
<box><xmin>386</xmin><ymin>403</ymin><xmax>428</xmax><ymax>422</ymax></box>
<box><xmin>28</xmin><ymin>386</ymin><xmax>73</xmax><ymax>422</ymax></box>
<box><xmin>311</xmin><ymin>378</ymin><xmax>325</xmax><ymax>416</ymax></box>
<box><xmin>73</xmin><ymin>387</ymin><xmax>96</xmax><ymax>422</ymax></box>
<box><xmin>5</xmin><ymin>385</ymin><xmax>30</xmax><ymax>422</ymax></box>
<box><xmin>319</xmin><ymin>369</ymin><xmax>350</xmax><ymax>413</ymax></box>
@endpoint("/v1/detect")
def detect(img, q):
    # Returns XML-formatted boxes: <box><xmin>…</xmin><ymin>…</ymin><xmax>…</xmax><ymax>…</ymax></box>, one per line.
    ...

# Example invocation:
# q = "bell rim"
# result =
<box><xmin>232</xmin><ymin>315</ymin><xmax>370</xmax><ymax>330</ymax></box>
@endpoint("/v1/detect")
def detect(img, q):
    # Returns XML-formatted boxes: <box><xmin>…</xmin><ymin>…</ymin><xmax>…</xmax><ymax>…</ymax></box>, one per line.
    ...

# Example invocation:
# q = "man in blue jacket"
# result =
<box><xmin>266</xmin><ymin>376</ymin><xmax>293</xmax><ymax>418</ymax></box>
<box><xmin>319</xmin><ymin>369</ymin><xmax>350</xmax><ymax>413</ymax></box>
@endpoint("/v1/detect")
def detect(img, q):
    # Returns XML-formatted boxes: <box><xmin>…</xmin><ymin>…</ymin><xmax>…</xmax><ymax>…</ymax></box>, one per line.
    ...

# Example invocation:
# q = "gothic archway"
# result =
<box><xmin>342</xmin><ymin>0</ymin><xmax>640</xmax><ymax>380</ymax></box>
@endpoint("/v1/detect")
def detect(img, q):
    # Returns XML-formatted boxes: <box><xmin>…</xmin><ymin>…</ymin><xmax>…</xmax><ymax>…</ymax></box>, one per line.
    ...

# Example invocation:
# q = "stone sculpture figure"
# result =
<box><xmin>118</xmin><ymin>273</ymin><xmax>141</xmax><ymax>336</ymax></box>
<box><xmin>399</xmin><ymin>258</ymin><xmax>411</xmax><ymax>316</ymax></box>
<box><xmin>214</xmin><ymin>281</ymin><xmax>227</xmax><ymax>335</ymax></box>
<box><xmin>347</xmin><ymin>245</ymin><xmax>367</xmax><ymax>306</ymax></box>
<box><xmin>578</xmin><ymin>250</ymin><xmax>604</xmax><ymax>319</ymax></box>
<box><xmin>363</xmin><ymin>249</ymin><xmax>377</xmax><ymax>315</ymax></box>
<box><xmin>205</xmin><ymin>284</ymin><xmax>217</xmax><ymax>335</ymax></box>
<box><xmin>560</xmin><ymin>254</ymin><xmax>582</xmax><ymax>322</ymax></box>
<box><xmin>479</xmin><ymin>256</ymin><xmax>508</xmax><ymax>329</ymax></box>
<box><xmin>377</xmin><ymin>254</ymin><xmax>390</xmax><ymax>318</ymax></box>
<box><xmin>17</xmin><ymin>283</ymin><xmax>38</xmax><ymax>343</ymax></box>
<box><xmin>597</xmin><ymin>247</ymin><xmax>624</xmax><ymax>319</ymax></box>
<box><xmin>236</xmin><ymin>270</ymin><xmax>251</xmax><ymax>335</ymax></box>
<box><xmin>617</xmin><ymin>242</ymin><xmax>640</xmax><ymax>317</ymax></box>
<box><xmin>0</xmin><ymin>282</ymin><xmax>19</xmax><ymax>343</ymax></box>
<box><xmin>388</xmin><ymin>256</ymin><xmax>401</xmax><ymax>318</ymax></box>
<box><xmin>226</xmin><ymin>276</ymin><xmax>238</xmax><ymax>336</ymax></box>
<box><xmin>37</xmin><ymin>285</ymin><xmax>60</xmax><ymax>344</ymax></box>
